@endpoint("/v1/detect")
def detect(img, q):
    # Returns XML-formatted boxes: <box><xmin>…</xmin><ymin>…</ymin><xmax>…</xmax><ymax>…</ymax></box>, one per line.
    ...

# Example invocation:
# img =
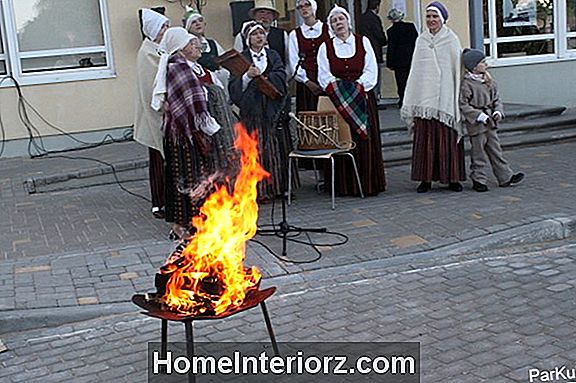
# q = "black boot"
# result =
<box><xmin>416</xmin><ymin>182</ymin><xmax>431</xmax><ymax>193</ymax></box>
<box><xmin>448</xmin><ymin>182</ymin><xmax>463</xmax><ymax>192</ymax></box>
<box><xmin>472</xmin><ymin>180</ymin><xmax>488</xmax><ymax>192</ymax></box>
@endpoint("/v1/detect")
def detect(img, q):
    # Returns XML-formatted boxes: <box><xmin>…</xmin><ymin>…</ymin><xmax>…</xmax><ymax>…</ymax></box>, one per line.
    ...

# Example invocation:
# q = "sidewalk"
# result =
<box><xmin>0</xmin><ymin>127</ymin><xmax>575</xmax><ymax>313</ymax></box>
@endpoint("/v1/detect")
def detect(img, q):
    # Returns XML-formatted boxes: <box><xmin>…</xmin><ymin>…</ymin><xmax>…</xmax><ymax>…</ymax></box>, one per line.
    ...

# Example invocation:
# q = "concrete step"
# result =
<box><xmin>378</xmin><ymin>103</ymin><xmax>569</xmax><ymax>134</ymax></box>
<box><xmin>383</xmin><ymin>125</ymin><xmax>576</xmax><ymax>167</ymax></box>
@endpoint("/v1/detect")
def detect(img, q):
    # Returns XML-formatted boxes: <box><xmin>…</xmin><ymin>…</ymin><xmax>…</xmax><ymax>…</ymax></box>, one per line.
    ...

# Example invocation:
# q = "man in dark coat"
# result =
<box><xmin>359</xmin><ymin>0</ymin><xmax>387</xmax><ymax>100</ymax></box>
<box><xmin>386</xmin><ymin>8</ymin><xmax>418</xmax><ymax>108</ymax></box>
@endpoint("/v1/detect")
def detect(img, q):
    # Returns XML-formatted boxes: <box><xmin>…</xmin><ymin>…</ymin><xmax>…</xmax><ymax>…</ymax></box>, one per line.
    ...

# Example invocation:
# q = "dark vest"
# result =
<box><xmin>295</xmin><ymin>23</ymin><xmax>330</xmax><ymax>83</ymax></box>
<box><xmin>197</xmin><ymin>39</ymin><xmax>219</xmax><ymax>72</ymax></box>
<box><xmin>326</xmin><ymin>34</ymin><xmax>366</xmax><ymax>82</ymax></box>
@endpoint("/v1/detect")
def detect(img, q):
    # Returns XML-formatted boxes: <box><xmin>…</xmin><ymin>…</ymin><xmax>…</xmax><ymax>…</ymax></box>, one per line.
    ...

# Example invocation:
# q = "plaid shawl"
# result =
<box><xmin>326</xmin><ymin>80</ymin><xmax>368</xmax><ymax>139</ymax></box>
<box><xmin>163</xmin><ymin>55</ymin><xmax>218</xmax><ymax>143</ymax></box>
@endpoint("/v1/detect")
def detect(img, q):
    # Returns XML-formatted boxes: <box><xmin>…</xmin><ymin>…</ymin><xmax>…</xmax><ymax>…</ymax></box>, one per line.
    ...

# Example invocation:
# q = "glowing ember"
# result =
<box><xmin>160</xmin><ymin>124</ymin><xmax>268</xmax><ymax>316</ymax></box>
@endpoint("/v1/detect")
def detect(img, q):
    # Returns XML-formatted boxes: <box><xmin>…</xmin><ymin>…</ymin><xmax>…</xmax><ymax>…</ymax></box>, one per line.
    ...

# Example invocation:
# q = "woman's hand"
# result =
<box><xmin>246</xmin><ymin>64</ymin><xmax>261</xmax><ymax>79</ymax></box>
<box><xmin>305</xmin><ymin>80</ymin><xmax>324</xmax><ymax>96</ymax></box>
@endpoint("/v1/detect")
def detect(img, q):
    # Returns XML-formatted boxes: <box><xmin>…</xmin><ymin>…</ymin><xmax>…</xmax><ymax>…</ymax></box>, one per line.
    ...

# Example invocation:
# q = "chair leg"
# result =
<box><xmin>331</xmin><ymin>156</ymin><xmax>335</xmax><ymax>210</ymax></box>
<box><xmin>346</xmin><ymin>153</ymin><xmax>364</xmax><ymax>199</ymax></box>
<box><xmin>312</xmin><ymin>159</ymin><xmax>320</xmax><ymax>193</ymax></box>
<box><xmin>288</xmin><ymin>157</ymin><xmax>293</xmax><ymax>206</ymax></box>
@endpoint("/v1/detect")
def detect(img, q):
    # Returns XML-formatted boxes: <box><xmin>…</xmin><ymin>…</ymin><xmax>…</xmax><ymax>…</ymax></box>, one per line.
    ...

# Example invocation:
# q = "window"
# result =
<box><xmin>483</xmin><ymin>0</ymin><xmax>576</xmax><ymax>65</ymax></box>
<box><xmin>0</xmin><ymin>0</ymin><xmax>114</xmax><ymax>85</ymax></box>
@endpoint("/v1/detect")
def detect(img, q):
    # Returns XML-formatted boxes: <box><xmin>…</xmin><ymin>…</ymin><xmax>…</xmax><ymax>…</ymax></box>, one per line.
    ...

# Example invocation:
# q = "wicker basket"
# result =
<box><xmin>295</xmin><ymin>111</ymin><xmax>340</xmax><ymax>150</ymax></box>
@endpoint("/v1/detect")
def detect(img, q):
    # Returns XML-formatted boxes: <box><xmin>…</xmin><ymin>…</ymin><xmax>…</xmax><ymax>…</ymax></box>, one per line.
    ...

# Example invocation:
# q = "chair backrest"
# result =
<box><xmin>296</xmin><ymin>111</ymin><xmax>340</xmax><ymax>150</ymax></box>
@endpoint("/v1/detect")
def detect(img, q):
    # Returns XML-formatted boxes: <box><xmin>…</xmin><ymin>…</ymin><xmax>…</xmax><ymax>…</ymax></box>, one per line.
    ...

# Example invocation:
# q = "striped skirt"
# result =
<box><xmin>410</xmin><ymin>118</ymin><xmax>466</xmax><ymax>183</ymax></box>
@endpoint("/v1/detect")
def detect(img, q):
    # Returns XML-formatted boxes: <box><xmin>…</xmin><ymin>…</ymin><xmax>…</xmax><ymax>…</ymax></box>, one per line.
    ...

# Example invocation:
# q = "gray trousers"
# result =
<box><xmin>469</xmin><ymin>129</ymin><xmax>513</xmax><ymax>185</ymax></box>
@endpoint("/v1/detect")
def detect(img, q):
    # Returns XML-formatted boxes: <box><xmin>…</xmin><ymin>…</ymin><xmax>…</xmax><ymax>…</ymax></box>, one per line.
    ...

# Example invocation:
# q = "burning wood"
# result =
<box><xmin>155</xmin><ymin>124</ymin><xmax>268</xmax><ymax>317</ymax></box>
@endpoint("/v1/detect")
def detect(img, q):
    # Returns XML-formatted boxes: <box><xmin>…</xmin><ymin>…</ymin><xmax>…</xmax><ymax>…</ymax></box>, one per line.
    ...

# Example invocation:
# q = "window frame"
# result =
<box><xmin>484</xmin><ymin>0</ymin><xmax>576</xmax><ymax>67</ymax></box>
<box><xmin>0</xmin><ymin>0</ymin><xmax>115</xmax><ymax>87</ymax></box>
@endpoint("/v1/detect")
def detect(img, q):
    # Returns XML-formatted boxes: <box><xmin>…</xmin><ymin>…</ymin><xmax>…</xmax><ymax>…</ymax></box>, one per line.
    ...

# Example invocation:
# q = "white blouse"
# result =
<box><xmin>287</xmin><ymin>20</ymin><xmax>325</xmax><ymax>83</ymax></box>
<box><xmin>317</xmin><ymin>34</ymin><xmax>378</xmax><ymax>92</ymax></box>
<box><xmin>241</xmin><ymin>48</ymin><xmax>269</xmax><ymax>91</ymax></box>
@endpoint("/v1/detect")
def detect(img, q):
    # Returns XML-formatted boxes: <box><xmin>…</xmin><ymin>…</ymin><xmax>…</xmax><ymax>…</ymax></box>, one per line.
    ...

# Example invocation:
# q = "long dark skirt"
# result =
<box><xmin>411</xmin><ymin>118</ymin><xmax>466</xmax><ymax>183</ymax></box>
<box><xmin>296</xmin><ymin>82</ymin><xmax>320</xmax><ymax>112</ymax></box>
<box><xmin>242</xmin><ymin>115</ymin><xmax>299</xmax><ymax>201</ymax></box>
<box><xmin>327</xmin><ymin>91</ymin><xmax>386</xmax><ymax>196</ymax></box>
<box><xmin>164</xmin><ymin>131</ymin><xmax>232</xmax><ymax>229</ymax></box>
<box><xmin>149</xmin><ymin>148</ymin><xmax>165</xmax><ymax>209</ymax></box>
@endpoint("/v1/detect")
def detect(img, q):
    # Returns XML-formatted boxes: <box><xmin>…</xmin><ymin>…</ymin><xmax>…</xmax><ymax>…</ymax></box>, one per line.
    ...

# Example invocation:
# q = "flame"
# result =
<box><xmin>162</xmin><ymin>124</ymin><xmax>268</xmax><ymax>316</ymax></box>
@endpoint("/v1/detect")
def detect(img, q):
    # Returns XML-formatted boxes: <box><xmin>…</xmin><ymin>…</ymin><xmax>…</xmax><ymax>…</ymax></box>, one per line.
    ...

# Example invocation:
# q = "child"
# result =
<box><xmin>459</xmin><ymin>48</ymin><xmax>525</xmax><ymax>192</ymax></box>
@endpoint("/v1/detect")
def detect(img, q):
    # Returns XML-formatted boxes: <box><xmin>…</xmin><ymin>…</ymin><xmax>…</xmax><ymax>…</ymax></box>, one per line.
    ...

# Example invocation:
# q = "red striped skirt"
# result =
<box><xmin>411</xmin><ymin>118</ymin><xmax>466</xmax><ymax>183</ymax></box>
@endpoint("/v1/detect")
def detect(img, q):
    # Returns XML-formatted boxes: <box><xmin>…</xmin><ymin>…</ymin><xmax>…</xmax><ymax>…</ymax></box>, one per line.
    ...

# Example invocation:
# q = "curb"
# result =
<box><xmin>422</xmin><ymin>216</ymin><xmax>576</xmax><ymax>258</ymax></box>
<box><xmin>23</xmin><ymin>158</ymin><xmax>149</xmax><ymax>193</ymax></box>
<box><xmin>0</xmin><ymin>302</ymin><xmax>136</xmax><ymax>335</ymax></box>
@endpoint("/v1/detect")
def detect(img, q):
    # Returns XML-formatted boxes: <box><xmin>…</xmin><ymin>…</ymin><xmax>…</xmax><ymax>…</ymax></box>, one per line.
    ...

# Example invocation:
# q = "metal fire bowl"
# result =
<box><xmin>132</xmin><ymin>286</ymin><xmax>276</xmax><ymax>322</ymax></box>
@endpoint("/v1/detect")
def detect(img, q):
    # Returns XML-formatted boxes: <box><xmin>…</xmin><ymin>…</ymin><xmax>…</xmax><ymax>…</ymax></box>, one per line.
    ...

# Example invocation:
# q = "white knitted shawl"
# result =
<box><xmin>400</xmin><ymin>25</ymin><xmax>463</xmax><ymax>137</ymax></box>
<box><xmin>134</xmin><ymin>38</ymin><xmax>164</xmax><ymax>157</ymax></box>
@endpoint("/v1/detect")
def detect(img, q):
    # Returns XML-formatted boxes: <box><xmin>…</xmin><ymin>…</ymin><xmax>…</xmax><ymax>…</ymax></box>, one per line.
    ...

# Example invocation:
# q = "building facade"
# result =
<box><xmin>0</xmin><ymin>0</ymin><xmax>574</xmax><ymax>158</ymax></box>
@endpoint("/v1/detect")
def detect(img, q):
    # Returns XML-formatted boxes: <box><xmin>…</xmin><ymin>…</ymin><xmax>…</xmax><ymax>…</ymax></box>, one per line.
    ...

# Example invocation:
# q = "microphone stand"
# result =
<box><xmin>256</xmin><ymin>55</ymin><xmax>327</xmax><ymax>259</ymax></box>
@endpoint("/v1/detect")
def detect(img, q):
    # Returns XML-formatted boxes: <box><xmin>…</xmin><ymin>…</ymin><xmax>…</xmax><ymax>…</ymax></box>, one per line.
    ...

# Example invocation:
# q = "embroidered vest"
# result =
<box><xmin>295</xmin><ymin>23</ymin><xmax>330</xmax><ymax>83</ymax></box>
<box><xmin>326</xmin><ymin>34</ymin><xmax>365</xmax><ymax>82</ymax></box>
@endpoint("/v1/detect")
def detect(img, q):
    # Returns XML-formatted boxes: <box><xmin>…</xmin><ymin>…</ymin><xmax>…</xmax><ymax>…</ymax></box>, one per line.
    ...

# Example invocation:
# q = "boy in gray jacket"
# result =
<box><xmin>459</xmin><ymin>48</ymin><xmax>525</xmax><ymax>192</ymax></box>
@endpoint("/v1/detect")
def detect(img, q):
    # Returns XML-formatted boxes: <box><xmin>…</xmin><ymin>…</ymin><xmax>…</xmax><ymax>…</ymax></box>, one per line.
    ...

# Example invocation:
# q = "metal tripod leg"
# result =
<box><xmin>260</xmin><ymin>301</ymin><xmax>280</xmax><ymax>356</ymax></box>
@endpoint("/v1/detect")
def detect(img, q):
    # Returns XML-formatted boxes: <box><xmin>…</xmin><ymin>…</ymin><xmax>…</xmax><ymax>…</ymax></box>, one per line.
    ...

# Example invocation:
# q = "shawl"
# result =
<box><xmin>326</xmin><ymin>80</ymin><xmax>368</xmax><ymax>139</ymax></box>
<box><xmin>229</xmin><ymin>48</ymin><xmax>287</xmax><ymax>122</ymax></box>
<box><xmin>163</xmin><ymin>55</ymin><xmax>221</xmax><ymax>144</ymax></box>
<box><xmin>133</xmin><ymin>38</ymin><xmax>164</xmax><ymax>157</ymax></box>
<box><xmin>400</xmin><ymin>25</ymin><xmax>463</xmax><ymax>137</ymax></box>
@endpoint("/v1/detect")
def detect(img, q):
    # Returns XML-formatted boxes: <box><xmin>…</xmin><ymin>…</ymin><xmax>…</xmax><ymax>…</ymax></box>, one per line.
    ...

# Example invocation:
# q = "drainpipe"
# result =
<box><xmin>469</xmin><ymin>0</ymin><xmax>484</xmax><ymax>50</ymax></box>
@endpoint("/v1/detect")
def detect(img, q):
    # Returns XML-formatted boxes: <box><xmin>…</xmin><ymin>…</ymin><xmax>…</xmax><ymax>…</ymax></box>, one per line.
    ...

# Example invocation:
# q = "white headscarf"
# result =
<box><xmin>151</xmin><ymin>27</ymin><xmax>196</xmax><ymax>111</ymax></box>
<box><xmin>327</xmin><ymin>5</ymin><xmax>352</xmax><ymax>34</ymax></box>
<box><xmin>297</xmin><ymin>0</ymin><xmax>318</xmax><ymax>16</ymax></box>
<box><xmin>141</xmin><ymin>8</ymin><xmax>169</xmax><ymax>41</ymax></box>
<box><xmin>242</xmin><ymin>22</ymin><xmax>266</xmax><ymax>48</ymax></box>
<box><xmin>185</xmin><ymin>12</ymin><xmax>204</xmax><ymax>32</ymax></box>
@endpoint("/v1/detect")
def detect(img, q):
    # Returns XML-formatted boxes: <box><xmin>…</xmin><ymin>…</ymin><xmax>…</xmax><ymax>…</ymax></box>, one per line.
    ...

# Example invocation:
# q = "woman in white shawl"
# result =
<box><xmin>134</xmin><ymin>9</ymin><xmax>169</xmax><ymax>218</ymax></box>
<box><xmin>400</xmin><ymin>1</ymin><xmax>465</xmax><ymax>193</ymax></box>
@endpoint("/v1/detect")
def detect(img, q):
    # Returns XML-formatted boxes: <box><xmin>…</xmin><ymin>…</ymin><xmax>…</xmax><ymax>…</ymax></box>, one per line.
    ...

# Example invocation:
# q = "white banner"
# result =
<box><xmin>503</xmin><ymin>0</ymin><xmax>537</xmax><ymax>27</ymax></box>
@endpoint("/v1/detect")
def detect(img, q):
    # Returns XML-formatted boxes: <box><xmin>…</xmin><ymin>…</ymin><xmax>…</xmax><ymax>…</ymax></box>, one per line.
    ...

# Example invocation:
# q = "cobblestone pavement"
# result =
<box><xmin>1</xmin><ymin>241</ymin><xmax>575</xmax><ymax>382</ymax></box>
<box><xmin>0</xmin><ymin>142</ymin><xmax>574</xmax><ymax>312</ymax></box>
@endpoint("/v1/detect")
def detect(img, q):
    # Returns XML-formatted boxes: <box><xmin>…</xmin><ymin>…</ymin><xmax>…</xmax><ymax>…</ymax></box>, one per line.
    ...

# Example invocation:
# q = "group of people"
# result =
<box><xmin>133</xmin><ymin>0</ymin><xmax>524</xmax><ymax>240</ymax></box>
<box><xmin>401</xmin><ymin>1</ymin><xmax>524</xmax><ymax>194</ymax></box>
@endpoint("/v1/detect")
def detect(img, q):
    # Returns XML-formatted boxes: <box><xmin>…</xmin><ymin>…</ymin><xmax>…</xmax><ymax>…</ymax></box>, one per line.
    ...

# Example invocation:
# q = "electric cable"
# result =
<box><xmin>0</xmin><ymin>75</ymin><xmax>149</xmax><ymax>202</ymax></box>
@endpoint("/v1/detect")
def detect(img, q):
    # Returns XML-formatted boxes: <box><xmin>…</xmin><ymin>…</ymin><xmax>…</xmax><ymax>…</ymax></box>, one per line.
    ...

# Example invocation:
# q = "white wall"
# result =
<box><xmin>492</xmin><ymin>61</ymin><xmax>576</xmax><ymax>107</ymax></box>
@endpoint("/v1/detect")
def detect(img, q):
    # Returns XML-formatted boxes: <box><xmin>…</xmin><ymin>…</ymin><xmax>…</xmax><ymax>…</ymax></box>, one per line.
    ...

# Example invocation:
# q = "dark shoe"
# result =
<box><xmin>152</xmin><ymin>206</ymin><xmax>165</xmax><ymax>219</ymax></box>
<box><xmin>472</xmin><ymin>181</ymin><xmax>489</xmax><ymax>192</ymax></box>
<box><xmin>416</xmin><ymin>182</ymin><xmax>431</xmax><ymax>193</ymax></box>
<box><xmin>448</xmin><ymin>182</ymin><xmax>463</xmax><ymax>192</ymax></box>
<box><xmin>500</xmin><ymin>172</ymin><xmax>525</xmax><ymax>187</ymax></box>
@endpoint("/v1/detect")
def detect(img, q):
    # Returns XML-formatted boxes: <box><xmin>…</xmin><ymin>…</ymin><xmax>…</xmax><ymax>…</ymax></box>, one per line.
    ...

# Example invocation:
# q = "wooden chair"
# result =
<box><xmin>287</xmin><ymin>110</ymin><xmax>364</xmax><ymax>210</ymax></box>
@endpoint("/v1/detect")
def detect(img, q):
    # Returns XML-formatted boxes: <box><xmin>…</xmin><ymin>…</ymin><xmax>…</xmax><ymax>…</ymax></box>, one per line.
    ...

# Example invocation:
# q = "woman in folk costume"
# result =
<box><xmin>228</xmin><ymin>21</ymin><xmax>294</xmax><ymax>202</ymax></box>
<box><xmin>151</xmin><ymin>27</ymin><xmax>233</xmax><ymax>240</ymax></box>
<box><xmin>288</xmin><ymin>0</ymin><xmax>331</xmax><ymax>112</ymax></box>
<box><xmin>183</xmin><ymin>7</ymin><xmax>230</xmax><ymax>95</ymax></box>
<box><xmin>400</xmin><ymin>2</ymin><xmax>466</xmax><ymax>193</ymax></box>
<box><xmin>134</xmin><ymin>9</ymin><xmax>169</xmax><ymax>219</ymax></box>
<box><xmin>316</xmin><ymin>6</ymin><xmax>386</xmax><ymax>196</ymax></box>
